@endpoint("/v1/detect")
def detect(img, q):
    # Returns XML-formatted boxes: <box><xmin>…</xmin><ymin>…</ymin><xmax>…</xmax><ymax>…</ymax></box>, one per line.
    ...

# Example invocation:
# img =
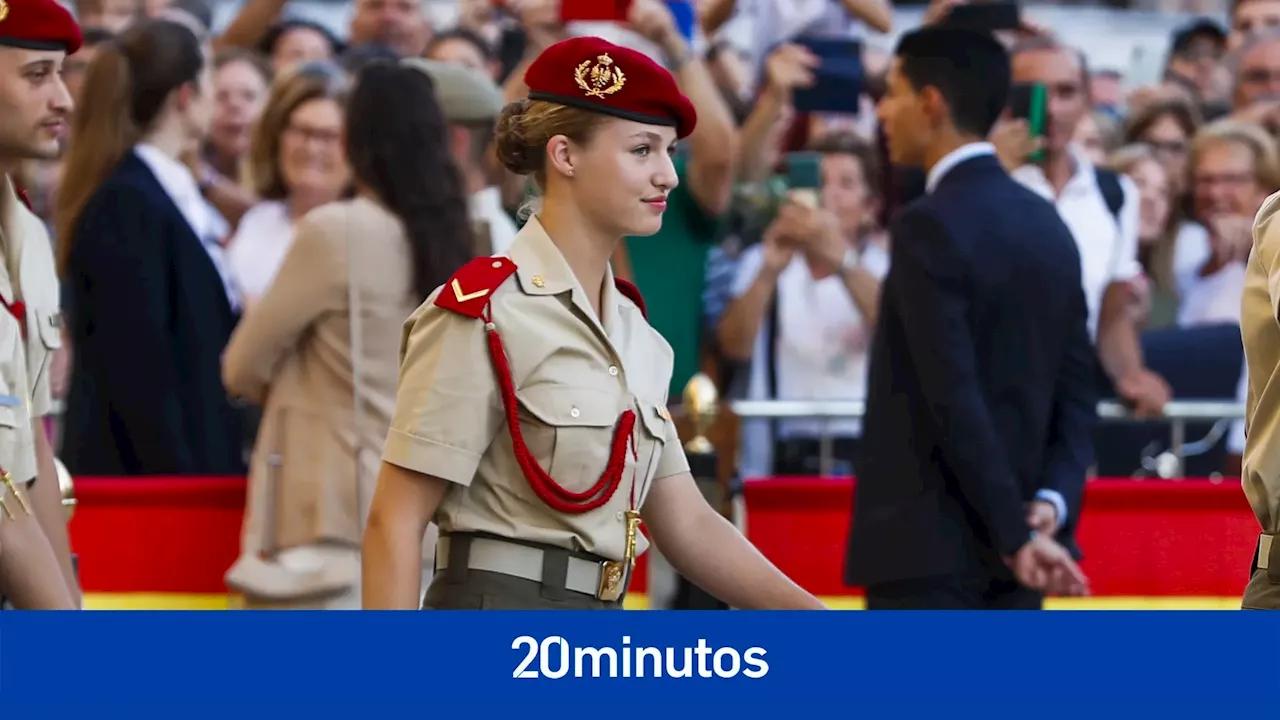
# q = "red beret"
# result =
<box><xmin>524</xmin><ymin>36</ymin><xmax>696</xmax><ymax>139</ymax></box>
<box><xmin>0</xmin><ymin>0</ymin><xmax>83</xmax><ymax>55</ymax></box>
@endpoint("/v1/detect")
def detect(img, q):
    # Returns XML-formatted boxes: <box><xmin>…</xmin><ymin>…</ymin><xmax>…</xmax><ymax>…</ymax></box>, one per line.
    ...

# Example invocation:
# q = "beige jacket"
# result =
<box><xmin>223</xmin><ymin>196</ymin><xmax>420</xmax><ymax>556</ymax></box>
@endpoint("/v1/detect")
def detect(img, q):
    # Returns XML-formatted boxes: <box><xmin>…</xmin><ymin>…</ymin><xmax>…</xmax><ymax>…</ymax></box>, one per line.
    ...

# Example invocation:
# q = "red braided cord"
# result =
<box><xmin>483</xmin><ymin>312</ymin><xmax>635</xmax><ymax>514</ymax></box>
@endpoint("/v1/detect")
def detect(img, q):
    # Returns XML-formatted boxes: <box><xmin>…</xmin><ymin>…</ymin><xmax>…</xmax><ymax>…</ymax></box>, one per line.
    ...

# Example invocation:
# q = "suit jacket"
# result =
<box><xmin>61</xmin><ymin>152</ymin><xmax>245</xmax><ymax>476</ymax></box>
<box><xmin>844</xmin><ymin>152</ymin><xmax>1097</xmax><ymax>587</ymax></box>
<box><xmin>222</xmin><ymin>197</ymin><xmax>422</xmax><ymax>554</ymax></box>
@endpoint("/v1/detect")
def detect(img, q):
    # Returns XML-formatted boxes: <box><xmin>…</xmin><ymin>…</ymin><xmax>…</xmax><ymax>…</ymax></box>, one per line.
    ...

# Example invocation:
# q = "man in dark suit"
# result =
<box><xmin>844</xmin><ymin>26</ymin><xmax>1094</xmax><ymax>609</ymax></box>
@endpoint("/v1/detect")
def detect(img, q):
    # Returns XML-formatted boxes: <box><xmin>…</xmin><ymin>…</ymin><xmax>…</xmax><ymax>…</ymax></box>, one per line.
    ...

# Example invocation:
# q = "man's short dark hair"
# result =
<box><xmin>894</xmin><ymin>26</ymin><xmax>1010</xmax><ymax>138</ymax></box>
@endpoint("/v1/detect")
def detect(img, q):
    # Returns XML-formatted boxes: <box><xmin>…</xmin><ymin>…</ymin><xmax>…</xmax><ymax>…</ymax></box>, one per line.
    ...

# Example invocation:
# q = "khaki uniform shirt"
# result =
<box><xmin>0</xmin><ymin>176</ymin><xmax>60</xmax><ymax>490</ymax></box>
<box><xmin>1241</xmin><ymin>193</ymin><xmax>1280</xmax><ymax>536</ymax></box>
<box><xmin>383</xmin><ymin>216</ymin><xmax>690</xmax><ymax>562</ymax></box>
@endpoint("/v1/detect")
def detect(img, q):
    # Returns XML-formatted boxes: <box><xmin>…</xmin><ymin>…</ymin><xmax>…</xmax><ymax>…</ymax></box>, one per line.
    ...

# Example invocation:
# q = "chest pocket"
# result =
<box><xmin>516</xmin><ymin>384</ymin><xmax>624</xmax><ymax>494</ymax></box>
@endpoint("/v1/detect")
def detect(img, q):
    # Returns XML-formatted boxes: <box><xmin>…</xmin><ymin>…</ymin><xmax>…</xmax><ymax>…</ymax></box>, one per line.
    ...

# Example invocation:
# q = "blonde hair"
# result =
<box><xmin>1191</xmin><ymin>119</ymin><xmax>1280</xmax><ymax>192</ymax></box>
<box><xmin>493</xmin><ymin>99</ymin><xmax>607</xmax><ymax>186</ymax></box>
<box><xmin>1107</xmin><ymin>143</ymin><xmax>1177</xmax><ymax>295</ymax></box>
<box><xmin>248</xmin><ymin>60</ymin><xmax>348</xmax><ymax>200</ymax></box>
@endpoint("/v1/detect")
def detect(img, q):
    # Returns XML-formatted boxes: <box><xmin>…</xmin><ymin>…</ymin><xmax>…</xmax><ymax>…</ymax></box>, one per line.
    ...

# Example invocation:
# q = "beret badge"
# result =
<box><xmin>0</xmin><ymin>1</ymin><xmax>9</xmax><ymax>23</ymax></box>
<box><xmin>574</xmin><ymin>53</ymin><xmax>625</xmax><ymax>99</ymax></box>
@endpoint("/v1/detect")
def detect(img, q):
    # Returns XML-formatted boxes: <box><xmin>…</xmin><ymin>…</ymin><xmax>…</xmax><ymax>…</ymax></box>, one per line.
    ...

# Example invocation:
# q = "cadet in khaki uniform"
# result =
<box><xmin>0</xmin><ymin>0</ymin><xmax>82</xmax><ymax>610</ymax></box>
<box><xmin>361</xmin><ymin>37</ymin><xmax>823</xmax><ymax>611</ymax></box>
<box><xmin>1241</xmin><ymin>192</ymin><xmax>1280</xmax><ymax>609</ymax></box>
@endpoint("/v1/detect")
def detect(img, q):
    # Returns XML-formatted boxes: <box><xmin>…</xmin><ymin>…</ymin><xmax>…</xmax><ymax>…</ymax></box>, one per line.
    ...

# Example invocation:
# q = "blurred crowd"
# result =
<box><xmin>30</xmin><ymin>0</ymin><xmax>1276</xmax><ymax>487</ymax></box>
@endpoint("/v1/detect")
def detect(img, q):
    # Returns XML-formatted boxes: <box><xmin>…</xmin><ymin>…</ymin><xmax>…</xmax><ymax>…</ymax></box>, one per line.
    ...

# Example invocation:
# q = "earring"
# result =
<box><xmin>568</xmin><ymin>169</ymin><xmax>575</xmax><ymax>177</ymax></box>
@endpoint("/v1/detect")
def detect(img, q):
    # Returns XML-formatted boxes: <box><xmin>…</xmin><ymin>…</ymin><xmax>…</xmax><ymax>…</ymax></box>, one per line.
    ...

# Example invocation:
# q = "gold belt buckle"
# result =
<box><xmin>597</xmin><ymin>560</ymin><xmax>625</xmax><ymax>602</ymax></box>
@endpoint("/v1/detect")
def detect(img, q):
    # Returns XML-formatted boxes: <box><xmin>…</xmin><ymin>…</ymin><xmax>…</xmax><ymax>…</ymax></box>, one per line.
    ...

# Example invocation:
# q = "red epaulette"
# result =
<box><xmin>614</xmin><ymin>278</ymin><xmax>647</xmax><ymax>320</ymax></box>
<box><xmin>13</xmin><ymin>185</ymin><xmax>32</xmax><ymax>212</ymax></box>
<box><xmin>434</xmin><ymin>256</ymin><xmax>517</xmax><ymax>319</ymax></box>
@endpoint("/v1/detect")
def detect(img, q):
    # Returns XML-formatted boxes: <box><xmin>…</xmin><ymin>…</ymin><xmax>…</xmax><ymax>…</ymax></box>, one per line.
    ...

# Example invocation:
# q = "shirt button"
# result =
<box><xmin>608</xmin><ymin>366</ymin><xmax>618</xmax><ymax>376</ymax></box>
<box><xmin>570</xmin><ymin>407</ymin><xmax>580</xmax><ymax>419</ymax></box>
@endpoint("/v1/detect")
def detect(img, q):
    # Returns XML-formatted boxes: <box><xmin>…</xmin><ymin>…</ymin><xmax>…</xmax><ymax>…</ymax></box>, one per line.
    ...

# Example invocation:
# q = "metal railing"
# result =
<box><xmin>729</xmin><ymin>399</ymin><xmax>1246</xmax><ymax>478</ymax></box>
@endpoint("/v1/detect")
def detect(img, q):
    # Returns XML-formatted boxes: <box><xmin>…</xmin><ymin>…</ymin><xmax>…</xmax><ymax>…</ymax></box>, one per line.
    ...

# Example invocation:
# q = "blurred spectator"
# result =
<box><xmin>737</xmin><ymin>43</ymin><xmax>814</xmax><ymax>184</ymax></box>
<box><xmin>206</xmin><ymin>49</ymin><xmax>271</xmax><ymax>187</ymax></box>
<box><xmin>258</xmin><ymin>19</ymin><xmax>343</xmax><ymax>75</ymax></box>
<box><xmin>56</xmin><ymin>19</ymin><xmax>245</xmax><ymax>476</ymax></box>
<box><xmin>75</xmin><ymin>0</ymin><xmax>142</xmax><ymax>32</ymax></box>
<box><xmin>1231</xmin><ymin>30</ymin><xmax>1280</xmax><ymax>135</ymax></box>
<box><xmin>229</xmin><ymin>61</ymin><xmax>351</xmax><ymax>307</ymax></box>
<box><xmin>177</xmin><ymin>49</ymin><xmax>269</xmax><ymax>231</ymax></box>
<box><xmin>1073</xmin><ymin>110</ymin><xmax>1122</xmax><ymax>165</ymax></box>
<box><xmin>1008</xmin><ymin>38</ymin><xmax>1171</xmax><ymax>417</ymax></box>
<box><xmin>426</xmin><ymin>27</ymin><xmax>501</xmax><ymax>80</ymax></box>
<box><xmin>404</xmin><ymin>59</ymin><xmax>515</xmax><ymax>255</ymax></box>
<box><xmin>1123</xmin><ymin>97</ymin><xmax>1201</xmax><ymax>198</ymax></box>
<box><xmin>1180</xmin><ymin>120</ymin><xmax>1279</xmax><ymax>327</ymax></box>
<box><xmin>1108</xmin><ymin>144</ymin><xmax>1181</xmax><ymax>331</ymax></box>
<box><xmin>1165</xmin><ymin>18</ymin><xmax>1229</xmax><ymax>107</ymax></box>
<box><xmin>222</xmin><ymin>62</ymin><xmax>469</xmax><ymax>609</ymax></box>
<box><xmin>62</xmin><ymin>27</ymin><xmax>116</xmax><ymax>107</ymax></box>
<box><xmin>719</xmin><ymin>132</ymin><xmax>886</xmax><ymax>477</ymax></box>
<box><xmin>348</xmin><ymin>0</ymin><xmax>432</xmax><ymax>58</ymax></box>
<box><xmin>1090</xmin><ymin>68</ymin><xmax>1125</xmax><ymax>118</ymax></box>
<box><xmin>1230</xmin><ymin>0</ymin><xmax>1280</xmax><ymax>51</ymax></box>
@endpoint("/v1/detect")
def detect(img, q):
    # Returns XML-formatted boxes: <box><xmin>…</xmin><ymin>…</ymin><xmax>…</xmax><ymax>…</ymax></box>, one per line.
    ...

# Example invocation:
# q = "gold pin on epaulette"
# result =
<box><xmin>1</xmin><ymin>471</ymin><xmax>30</xmax><ymax>515</ymax></box>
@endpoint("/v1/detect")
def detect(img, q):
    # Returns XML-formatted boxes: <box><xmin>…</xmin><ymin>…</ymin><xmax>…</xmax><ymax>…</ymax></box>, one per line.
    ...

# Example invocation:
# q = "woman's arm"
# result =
<box><xmin>222</xmin><ymin>205</ymin><xmax>346</xmax><ymax>404</ymax></box>
<box><xmin>642</xmin><ymin>471</ymin><xmax>824</xmax><ymax>609</ymax></box>
<box><xmin>362</xmin><ymin>461</ymin><xmax>449</xmax><ymax>609</ymax></box>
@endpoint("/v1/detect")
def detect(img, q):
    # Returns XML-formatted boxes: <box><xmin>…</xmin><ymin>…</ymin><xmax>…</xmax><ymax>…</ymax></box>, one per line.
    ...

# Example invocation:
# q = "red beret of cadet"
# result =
<box><xmin>524</xmin><ymin>36</ymin><xmax>697</xmax><ymax>139</ymax></box>
<box><xmin>0</xmin><ymin>0</ymin><xmax>83</xmax><ymax>55</ymax></box>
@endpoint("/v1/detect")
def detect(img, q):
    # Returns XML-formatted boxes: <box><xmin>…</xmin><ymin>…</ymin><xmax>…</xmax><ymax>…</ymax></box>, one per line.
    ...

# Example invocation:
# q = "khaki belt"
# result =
<box><xmin>1259</xmin><ymin>534</ymin><xmax>1275</xmax><ymax>571</ymax></box>
<box><xmin>436</xmin><ymin>534</ymin><xmax>617</xmax><ymax>600</ymax></box>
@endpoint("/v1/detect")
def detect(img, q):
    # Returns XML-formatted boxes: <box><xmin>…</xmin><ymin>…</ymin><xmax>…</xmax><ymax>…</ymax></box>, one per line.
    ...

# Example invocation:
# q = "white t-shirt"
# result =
<box><xmin>731</xmin><ymin>240</ymin><xmax>890</xmax><ymax>478</ymax></box>
<box><xmin>226</xmin><ymin>200</ymin><xmax>295</xmax><ymax>305</ymax></box>
<box><xmin>1169</xmin><ymin>221</ymin><xmax>1246</xmax><ymax>328</ymax></box>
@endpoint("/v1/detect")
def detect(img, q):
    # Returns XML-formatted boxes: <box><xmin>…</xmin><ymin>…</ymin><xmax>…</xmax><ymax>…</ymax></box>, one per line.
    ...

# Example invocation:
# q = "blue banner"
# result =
<box><xmin>1</xmin><ymin>611</ymin><xmax>1277</xmax><ymax>717</ymax></box>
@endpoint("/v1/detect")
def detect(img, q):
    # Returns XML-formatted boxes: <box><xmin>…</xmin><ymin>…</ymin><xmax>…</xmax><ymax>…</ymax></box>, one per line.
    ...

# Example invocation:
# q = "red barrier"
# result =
<box><xmin>67</xmin><ymin>476</ymin><xmax>1261</xmax><ymax>598</ymax></box>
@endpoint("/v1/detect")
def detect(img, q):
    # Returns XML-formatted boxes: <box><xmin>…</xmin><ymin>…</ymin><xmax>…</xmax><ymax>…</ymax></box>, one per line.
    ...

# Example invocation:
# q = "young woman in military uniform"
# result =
<box><xmin>362</xmin><ymin>38</ymin><xmax>824</xmax><ymax>611</ymax></box>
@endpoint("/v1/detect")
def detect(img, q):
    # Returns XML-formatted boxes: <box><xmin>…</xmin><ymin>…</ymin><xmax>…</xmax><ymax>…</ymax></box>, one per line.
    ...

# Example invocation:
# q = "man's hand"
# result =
<box><xmin>1006</xmin><ymin>534</ymin><xmax>1089</xmax><ymax>596</ymax></box>
<box><xmin>988</xmin><ymin>118</ymin><xmax>1041</xmax><ymax>171</ymax></box>
<box><xmin>1116</xmin><ymin>367</ymin><xmax>1172</xmax><ymax>418</ymax></box>
<box><xmin>1026</xmin><ymin>500</ymin><xmax>1058</xmax><ymax>537</ymax></box>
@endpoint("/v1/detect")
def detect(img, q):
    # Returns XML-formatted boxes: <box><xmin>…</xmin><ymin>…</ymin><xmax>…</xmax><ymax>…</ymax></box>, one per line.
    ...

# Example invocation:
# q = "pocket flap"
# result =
<box><xmin>637</xmin><ymin>401</ymin><xmax>670</xmax><ymax>443</ymax></box>
<box><xmin>0</xmin><ymin>402</ymin><xmax>18</xmax><ymax>428</ymax></box>
<box><xmin>517</xmin><ymin>384</ymin><xmax>619</xmax><ymax>427</ymax></box>
<box><xmin>34</xmin><ymin>309</ymin><xmax>63</xmax><ymax>351</ymax></box>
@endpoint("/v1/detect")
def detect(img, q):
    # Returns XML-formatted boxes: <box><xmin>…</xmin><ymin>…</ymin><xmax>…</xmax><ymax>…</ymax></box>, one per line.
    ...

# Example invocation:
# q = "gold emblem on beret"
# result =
<box><xmin>0</xmin><ymin>1</ymin><xmax>10</xmax><ymax>23</ymax></box>
<box><xmin>574</xmin><ymin>54</ymin><xmax>626</xmax><ymax>99</ymax></box>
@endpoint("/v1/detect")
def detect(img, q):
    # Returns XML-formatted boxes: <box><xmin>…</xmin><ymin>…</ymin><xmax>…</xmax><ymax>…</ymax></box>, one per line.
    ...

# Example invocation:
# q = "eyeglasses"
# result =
<box><xmin>283</xmin><ymin>123</ymin><xmax>342</xmax><ymax>145</ymax></box>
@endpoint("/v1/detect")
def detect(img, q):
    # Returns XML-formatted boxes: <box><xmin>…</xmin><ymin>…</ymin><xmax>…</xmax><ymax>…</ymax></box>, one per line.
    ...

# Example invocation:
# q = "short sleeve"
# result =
<box><xmin>381</xmin><ymin>296</ymin><xmax>504</xmax><ymax>486</ymax></box>
<box><xmin>1108</xmin><ymin>174</ymin><xmax>1143</xmax><ymax>283</ymax></box>
<box><xmin>730</xmin><ymin>244</ymin><xmax>766</xmax><ymax>298</ymax></box>
<box><xmin>653</xmin><ymin>416</ymin><xmax>691</xmax><ymax>481</ymax></box>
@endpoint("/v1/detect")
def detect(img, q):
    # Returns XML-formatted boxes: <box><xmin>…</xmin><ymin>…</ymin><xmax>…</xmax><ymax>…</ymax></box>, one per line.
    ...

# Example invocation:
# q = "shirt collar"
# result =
<box><xmin>134</xmin><ymin>143</ymin><xmax>201</xmax><ymax>204</ymax></box>
<box><xmin>506</xmin><ymin>215</ymin><xmax>622</xmax><ymax>336</ymax></box>
<box><xmin>1010</xmin><ymin>143</ymin><xmax>1093</xmax><ymax>193</ymax></box>
<box><xmin>925</xmin><ymin>142</ymin><xmax>996</xmax><ymax>193</ymax></box>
